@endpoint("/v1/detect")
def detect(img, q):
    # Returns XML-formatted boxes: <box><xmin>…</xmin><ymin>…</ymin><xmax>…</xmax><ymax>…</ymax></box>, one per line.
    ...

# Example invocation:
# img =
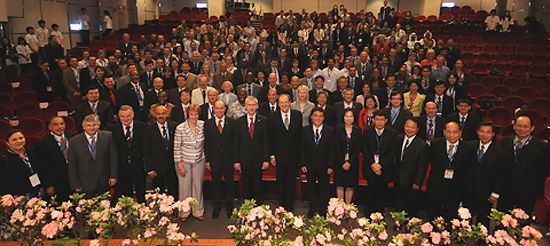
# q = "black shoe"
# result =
<box><xmin>307</xmin><ymin>210</ymin><xmax>315</xmax><ymax>218</ymax></box>
<box><xmin>212</xmin><ymin>207</ymin><xmax>221</xmax><ymax>219</ymax></box>
<box><xmin>226</xmin><ymin>207</ymin><xmax>233</xmax><ymax>218</ymax></box>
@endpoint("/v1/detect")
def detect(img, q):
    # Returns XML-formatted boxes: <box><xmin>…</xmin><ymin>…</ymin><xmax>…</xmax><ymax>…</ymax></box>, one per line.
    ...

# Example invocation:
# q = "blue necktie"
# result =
<box><xmin>477</xmin><ymin>145</ymin><xmax>485</xmax><ymax>163</ymax></box>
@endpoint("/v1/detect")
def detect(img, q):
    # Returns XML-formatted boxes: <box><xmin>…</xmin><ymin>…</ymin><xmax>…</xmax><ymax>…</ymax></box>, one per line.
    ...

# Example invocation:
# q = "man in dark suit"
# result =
<box><xmin>309</xmin><ymin>75</ymin><xmax>331</xmax><ymax>105</ymax></box>
<box><xmin>259</xmin><ymin>72</ymin><xmax>284</xmax><ymax>103</ymax></box>
<box><xmin>394</xmin><ymin>118</ymin><xmax>428</xmax><ymax>214</ymax></box>
<box><xmin>425</xmin><ymin>81</ymin><xmax>454</xmax><ymax>117</ymax></box>
<box><xmin>140</xmin><ymin>60</ymin><xmax>156</xmax><ymax>89</ymax></box>
<box><xmin>417</xmin><ymin>102</ymin><xmax>445</xmax><ymax>145</ymax></box>
<box><xmin>205</xmin><ymin>100</ymin><xmax>236</xmax><ymax>219</ymax></box>
<box><xmin>144</xmin><ymin>77</ymin><xmax>164</xmax><ymax>110</ymax></box>
<box><xmin>99</xmin><ymin>75</ymin><xmax>119</xmax><ymax>112</ymax></box>
<box><xmin>79</xmin><ymin>57</ymin><xmax>98</xmax><ymax>92</ymax></box>
<box><xmin>427</xmin><ymin>121</ymin><xmax>475</xmax><ymax>220</ymax></box>
<box><xmin>315</xmin><ymin>91</ymin><xmax>336</xmax><ymax>127</ymax></box>
<box><xmin>501</xmin><ymin>115</ymin><xmax>549</xmax><ymax>214</ymax></box>
<box><xmin>301</xmin><ymin>107</ymin><xmax>335</xmax><ymax>217</ymax></box>
<box><xmin>381</xmin><ymin>90</ymin><xmax>412</xmax><ymax>134</ymax></box>
<box><xmin>35</xmin><ymin>117</ymin><xmax>72</xmax><ymax>202</ymax></box>
<box><xmin>168</xmin><ymin>75</ymin><xmax>187</xmax><ymax>105</ymax></box>
<box><xmin>236</xmin><ymin>71</ymin><xmax>262</xmax><ymax>98</ymax></box>
<box><xmin>446</xmin><ymin>99</ymin><xmax>480</xmax><ymax>141</ymax></box>
<box><xmin>212</xmin><ymin>61</ymin><xmax>234</xmax><ymax>91</ymax></box>
<box><xmin>118</xmin><ymin>33</ymin><xmax>133</xmax><ymax>57</ymax></box>
<box><xmin>268</xmin><ymin>94</ymin><xmax>303</xmax><ymax>211</ymax></box>
<box><xmin>68</xmin><ymin>114</ymin><xmax>118</xmax><ymax>198</ymax></box>
<box><xmin>107</xmin><ymin>106</ymin><xmax>146</xmax><ymax>202</ymax></box>
<box><xmin>465</xmin><ymin>122</ymin><xmax>508</xmax><ymax>225</ymax></box>
<box><xmin>329</xmin><ymin>77</ymin><xmax>348</xmax><ymax>105</ymax></box>
<box><xmin>234</xmin><ymin>96</ymin><xmax>270</xmax><ymax>202</ymax></box>
<box><xmin>347</xmin><ymin>67</ymin><xmax>363</xmax><ymax>96</ymax></box>
<box><xmin>143</xmin><ymin>104</ymin><xmax>178</xmax><ymax>197</ymax></box>
<box><xmin>363</xmin><ymin>110</ymin><xmax>398</xmax><ymax>213</ymax></box>
<box><xmin>376</xmin><ymin>75</ymin><xmax>398</xmax><ymax>109</ymax></box>
<box><xmin>189</xmin><ymin>52</ymin><xmax>204</xmax><ymax>74</ymax></box>
<box><xmin>171</xmin><ymin>89</ymin><xmax>191</xmax><ymax>124</ymax></box>
<box><xmin>258</xmin><ymin>88</ymin><xmax>279</xmax><ymax>117</ymax></box>
<box><xmin>380</xmin><ymin>0</ymin><xmax>392</xmax><ymax>21</ymax></box>
<box><xmin>75</xmin><ymin>86</ymin><xmax>114</xmax><ymax>130</ymax></box>
<box><xmin>334</xmin><ymin>88</ymin><xmax>362</xmax><ymax>126</ymax></box>
<box><xmin>233</xmin><ymin>59</ymin><xmax>251</xmax><ymax>87</ymax></box>
<box><xmin>117</xmin><ymin>72</ymin><xmax>146</xmax><ymax>120</ymax></box>
<box><xmin>289</xmin><ymin>41</ymin><xmax>307</xmax><ymax>69</ymax></box>
<box><xmin>278</xmin><ymin>48</ymin><xmax>291</xmax><ymax>73</ymax></box>
<box><xmin>199</xmin><ymin>88</ymin><xmax>219</xmax><ymax>121</ymax></box>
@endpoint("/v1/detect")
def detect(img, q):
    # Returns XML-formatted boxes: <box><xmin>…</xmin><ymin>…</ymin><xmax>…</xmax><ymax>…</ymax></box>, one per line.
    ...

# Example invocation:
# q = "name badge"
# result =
<box><xmin>345</xmin><ymin>153</ymin><xmax>350</xmax><ymax>161</ymax></box>
<box><xmin>46</xmin><ymin>86</ymin><xmax>53</xmax><ymax>92</ymax></box>
<box><xmin>444</xmin><ymin>169</ymin><xmax>454</xmax><ymax>180</ymax></box>
<box><xmin>29</xmin><ymin>174</ymin><xmax>41</xmax><ymax>187</ymax></box>
<box><xmin>374</xmin><ymin>154</ymin><xmax>380</xmax><ymax>163</ymax></box>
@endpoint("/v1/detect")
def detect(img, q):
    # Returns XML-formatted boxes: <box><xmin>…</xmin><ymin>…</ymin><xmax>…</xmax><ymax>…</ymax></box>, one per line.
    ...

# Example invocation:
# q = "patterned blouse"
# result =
<box><xmin>174</xmin><ymin>120</ymin><xmax>205</xmax><ymax>164</ymax></box>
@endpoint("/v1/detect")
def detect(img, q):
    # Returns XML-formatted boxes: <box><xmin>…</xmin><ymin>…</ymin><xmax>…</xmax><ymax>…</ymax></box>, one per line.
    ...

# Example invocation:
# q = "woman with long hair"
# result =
<box><xmin>291</xmin><ymin>85</ymin><xmax>315</xmax><ymax>127</ymax></box>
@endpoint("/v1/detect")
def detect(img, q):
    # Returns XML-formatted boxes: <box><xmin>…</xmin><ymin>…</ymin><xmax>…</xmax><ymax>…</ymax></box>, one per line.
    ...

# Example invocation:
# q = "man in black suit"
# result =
<box><xmin>425</xmin><ymin>80</ymin><xmax>454</xmax><ymax>117</ymax></box>
<box><xmin>259</xmin><ymin>88</ymin><xmax>279</xmax><ymax>117</ymax></box>
<box><xmin>363</xmin><ymin>110</ymin><xmax>398</xmax><ymax>213</ymax></box>
<box><xmin>118</xmin><ymin>33</ymin><xmax>133</xmax><ymax>57</ymax></box>
<box><xmin>171</xmin><ymin>89</ymin><xmax>191</xmax><ymax>124</ymax></box>
<box><xmin>75</xmin><ymin>86</ymin><xmax>114</xmax><ymax>130</ymax></box>
<box><xmin>278</xmin><ymin>48</ymin><xmax>291</xmax><ymax>73</ymax></box>
<box><xmin>140</xmin><ymin>60</ymin><xmax>156</xmax><ymax>89</ymax></box>
<box><xmin>376</xmin><ymin>75</ymin><xmax>398</xmax><ymax>109</ymax></box>
<box><xmin>315</xmin><ymin>91</ymin><xmax>336</xmax><ymax>127</ymax></box>
<box><xmin>427</xmin><ymin>121</ymin><xmax>475</xmax><ymax>220</ymax></box>
<box><xmin>35</xmin><ymin>117</ymin><xmax>72</xmax><ymax>202</ymax></box>
<box><xmin>301</xmin><ymin>107</ymin><xmax>335</xmax><ymax>217</ymax></box>
<box><xmin>205</xmin><ymin>100</ymin><xmax>236</xmax><ymax>219</ymax></box>
<box><xmin>347</xmin><ymin>67</ymin><xmax>363</xmax><ymax>96</ymax></box>
<box><xmin>417</xmin><ymin>102</ymin><xmax>445</xmax><ymax>145</ymax></box>
<box><xmin>189</xmin><ymin>51</ymin><xmax>204</xmax><ymax>74</ymax></box>
<box><xmin>269</xmin><ymin>94</ymin><xmax>303</xmax><ymax>211</ymax></box>
<box><xmin>144</xmin><ymin>77</ymin><xmax>164</xmax><ymax>110</ymax></box>
<box><xmin>334</xmin><ymin>88</ymin><xmax>362</xmax><ymax>126</ymax></box>
<box><xmin>329</xmin><ymin>76</ymin><xmax>348</xmax><ymax>105</ymax></box>
<box><xmin>153</xmin><ymin>58</ymin><xmax>165</xmax><ymax>78</ymax></box>
<box><xmin>199</xmin><ymin>88</ymin><xmax>219</xmax><ymax>121</ymax></box>
<box><xmin>107</xmin><ymin>106</ymin><xmax>146</xmax><ymax>202</ymax></box>
<box><xmin>501</xmin><ymin>115</ymin><xmax>549</xmax><ymax>214</ymax></box>
<box><xmin>234</xmin><ymin>96</ymin><xmax>270</xmax><ymax>202</ymax></box>
<box><xmin>381</xmin><ymin>90</ymin><xmax>412</xmax><ymax>134</ymax></box>
<box><xmin>233</xmin><ymin>59</ymin><xmax>251</xmax><ymax>87</ymax></box>
<box><xmin>79</xmin><ymin>57</ymin><xmax>97</xmax><ymax>93</ymax></box>
<box><xmin>465</xmin><ymin>122</ymin><xmax>507</xmax><ymax>225</ymax></box>
<box><xmin>143</xmin><ymin>104</ymin><xmax>178</xmax><ymax>197</ymax></box>
<box><xmin>446</xmin><ymin>99</ymin><xmax>480</xmax><ymax>141</ymax></box>
<box><xmin>289</xmin><ymin>41</ymin><xmax>308</xmax><ymax>69</ymax></box>
<box><xmin>117</xmin><ymin>72</ymin><xmax>146</xmax><ymax>120</ymax></box>
<box><xmin>394</xmin><ymin>118</ymin><xmax>428</xmax><ymax>214</ymax></box>
<box><xmin>258</xmin><ymin>72</ymin><xmax>284</xmax><ymax>103</ymax></box>
<box><xmin>309</xmin><ymin>75</ymin><xmax>331</xmax><ymax>105</ymax></box>
<box><xmin>380</xmin><ymin>0</ymin><xmax>392</xmax><ymax>21</ymax></box>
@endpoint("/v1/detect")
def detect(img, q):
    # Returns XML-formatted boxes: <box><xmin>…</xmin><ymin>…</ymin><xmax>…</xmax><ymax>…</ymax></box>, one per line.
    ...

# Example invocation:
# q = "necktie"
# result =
<box><xmin>391</xmin><ymin>110</ymin><xmax>398</xmax><ymax>125</ymax></box>
<box><xmin>428</xmin><ymin>119</ymin><xmax>434</xmax><ymax>140</ymax></box>
<box><xmin>89</xmin><ymin>136</ymin><xmax>96</xmax><ymax>158</ymax></box>
<box><xmin>183</xmin><ymin>106</ymin><xmax>188</xmax><ymax>120</ymax></box>
<box><xmin>218</xmin><ymin>120</ymin><xmax>223</xmax><ymax>134</ymax></box>
<box><xmin>447</xmin><ymin>144</ymin><xmax>455</xmax><ymax>161</ymax></box>
<box><xmin>460</xmin><ymin>116</ymin><xmax>466</xmax><ymax>129</ymax></box>
<box><xmin>60</xmin><ymin>136</ymin><xmax>68</xmax><ymax>161</ymax></box>
<box><xmin>91</xmin><ymin>103</ymin><xmax>97</xmax><ymax>114</ymax></box>
<box><xmin>350</xmin><ymin>77</ymin><xmax>355</xmax><ymax>88</ymax></box>
<box><xmin>248</xmin><ymin>84</ymin><xmax>252</xmax><ymax>96</ymax></box>
<box><xmin>401</xmin><ymin>138</ymin><xmax>410</xmax><ymax>160</ymax></box>
<box><xmin>514</xmin><ymin>139</ymin><xmax>524</xmax><ymax>158</ymax></box>
<box><xmin>125</xmin><ymin>125</ymin><xmax>132</xmax><ymax>146</ymax></box>
<box><xmin>162</xmin><ymin>125</ymin><xmax>169</xmax><ymax>149</ymax></box>
<box><xmin>109</xmin><ymin>89</ymin><xmax>116</xmax><ymax>108</ymax></box>
<box><xmin>210</xmin><ymin>106</ymin><xmax>214</xmax><ymax>119</ymax></box>
<box><xmin>271</xmin><ymin>105</ymin><xmax>275</xmax><ymax>112</ymax></box>
<box><xmin>249</xmin><ymin>118</ymin><xmax>255</xmax><ymax>138</ymax></box>
<box><xmin>284</xmin><ymin>114</ymin><xmax>290</xmax><ymax>130</ymax></box>
<box><xmin>202</xmin><ymin>89</ymin><xmax>206</xmax><ymax>103</ymax></box>
<box><xmin>315</xmin><ymin>128</ymin><xmax>321</xmax><ymax>144</ymax></box>
<box><xmin>477</xmin><ymin>145</ymin><xmax>485</xmax><ymax>163</ymax></box>
<box><xmin>134</xmin><ymin>85</ymin><xmax>144</xmax><ymax>106</ymax></box>
<box><xmin>437</xmin><ymin>96</ymin><xmax>442</xmax><ymax>108</ymax></box>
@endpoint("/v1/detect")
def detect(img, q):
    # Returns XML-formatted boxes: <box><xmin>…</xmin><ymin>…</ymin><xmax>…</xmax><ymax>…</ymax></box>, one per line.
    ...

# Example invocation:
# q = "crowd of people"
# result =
<box><xmin>1</xmin><ymin>2</ymin><xmax>548</xmax><ymax>225</ymax></box>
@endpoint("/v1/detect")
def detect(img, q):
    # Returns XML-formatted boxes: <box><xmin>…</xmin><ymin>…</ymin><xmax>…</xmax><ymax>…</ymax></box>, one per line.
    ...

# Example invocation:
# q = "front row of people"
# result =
<box><xmin>1</xmin><ymin>94</ymin><xmax>548</xmax><ymax>224</ymax></box>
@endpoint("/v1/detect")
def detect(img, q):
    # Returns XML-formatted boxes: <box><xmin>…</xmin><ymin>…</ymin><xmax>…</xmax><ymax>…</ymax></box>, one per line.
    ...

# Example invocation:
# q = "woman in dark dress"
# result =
<box><xmin>0</xmin><ymin>130</ymin><xmax>42</xmax><ymax>197</ymax></box>
<box><xmin>334</xmin><ymin>109</ymin><xmax>362</xmax><ymax>204</ymax></box>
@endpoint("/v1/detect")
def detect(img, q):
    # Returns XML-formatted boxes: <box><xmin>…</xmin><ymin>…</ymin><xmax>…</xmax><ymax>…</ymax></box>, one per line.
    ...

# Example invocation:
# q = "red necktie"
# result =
<box><xmin>218</xmin><ymin>120</ymin><xmax>223</xmax><ymax>134</ymax></box>
<box><xmin>109</xmin><ymin>89</ymin><xmax>116</xmax><ymax>108</ymax></box>
<box><xmin>249</xmin><ymin>117</ymin><xmax>254</xmax><ymax>139</ymax></box>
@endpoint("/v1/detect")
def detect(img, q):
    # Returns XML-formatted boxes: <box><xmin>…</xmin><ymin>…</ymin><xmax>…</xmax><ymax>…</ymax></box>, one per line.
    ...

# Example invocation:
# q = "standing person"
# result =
<box><xmin>143</xmin><ymin>105</ymin><xmax>178</xmax><ymax>197</ymax></box>
<box><xmin>117</xmin><ymin>71</ymin><xmax>146</xmax><ymax>120</ymax></box>
<box><xmin>358</xmin><ymin>95</ymin><xmax>379</xmax><ymax>130</ymax></box>
<box><xmin>50</xmin><ymin>24</ymin><xmax>64</xmax><ymax>46</ymax></box>
<box><xmin>501</xmin><ymin>115</ymin><xmax>549</xmax><ymax>214</ymax></box>
<box><xmin>403</xmin><ymin>81</ymin><xmax>425</xmax><ymax>117</ymax></box>
<box><xmin>75</xmin><ymin>86</ymin><xmax>114</xmax><ymax>130</ymax></box>
<box><xmin>63</xmin><ymin>56</ymin><xmax>82</xmax><ymax>106</ymax></box>
<box><xmin>171</xmin><ymin>89</ymin><xmax>191</xmax><ymax>124</ymax></box>
<box><xmin>102</xmin><ymin>10</ymin><xmax>113</xmax><ymax>36</ymax></box>
<box><xmin>68</xmin><ymin>114</ymin><xmax>118</xmax><ymax>198</ymax></box>
<box><xmin>427</xmin><ymin>121</ymin><xmax>474</xmax><ymax>220</ymax></box>
<box><xmin>24</xmin><ymin>26</ymin><xmax>40</xmax><ymax>66</ymax></box>
<box><xmin>107</xmin><ymin>106</ymin><xmax>146</xmax><ymax>202</ymax></box>
<box><xmin>465</xmin><ymin>122</ymin><xmax>507</xmax><ymax>226</ymax></box>
<box><xmin>417</xmin><ymin>101</ymin><xmax>445</xmax><ymax>145</ymax></box>
<box><xmin>301</xmin><ymin>107</ymin><xmax>335</xmax><ymax>218</ymax></box>
<box><xmin>268</xmin><ymin>94</ymin><xmax>303</xmax><ymax>211</ymax></box>
<box><xmin>334</xmin><ymin>109</ymin><xmax>362</xmax><ymax>205</ymax></box>
<box><xmin>205</xmin><ymin>101</ymin><xmax>236</xmax><ymax>219</ymax></box>
<box><xmin>34</xmin><ymin>117</ymin><xmax>72</xmax><ymax>202</ymax></box>
<box><xmin>0</xmin><ymin>130</ymin><xmax>42</xmax><ymax>197</ymax></box>
<box><xmin>16</xmin><ymin>37</ymin><xmax>33</xmax><ymax>74</ymax></box>
<box><xmin>382</xmin><ymin>90</ymin><xmax>412</xmax><ymax>134</ymax></box>
<box><xmin>234</xmin><ymin>96</ymin><xmax>270</xmax><ymax>202</ymax></box>
<box><xmin>79</xmin><ymin>8</ymin><xmax>91</xmax><ymax>46</ymax></box>
<box><xmin>174</xmin><ymin>104</ymin><xmax>206</xmax><ymax>221</ymax></box>
<box><xmin>394</xmin><ymin>118</ymin><xmax>428</xmax><ymax>214</ymax></box>
<box><xmin>334</xmin><ymin>88</ymin><xmax>362</xmax><ymax>126</ymax></box>
<box><xmin>363</xmin><ymin>110</ymin><xmax>398</xmax><ymax>214</ymax></box>
<box><xmin>446</xmin><ymin>99</ymin><xmax>480</xmax><ymax>141</ymax></box>
<box><xmin>35</xmin><ymin>20</ymin><xmax>49</xmax><ymax>62</ymax></box>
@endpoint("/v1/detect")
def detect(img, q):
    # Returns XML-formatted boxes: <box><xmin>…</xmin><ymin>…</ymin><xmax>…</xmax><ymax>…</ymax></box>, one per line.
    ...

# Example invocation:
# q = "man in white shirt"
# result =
<box><xmin>79</xmin><ymin>8</ymin><xmax>91</xmax><ymax>46</ymax></box>
<box><xmin>191</xmin><ymin>75</ymin><xmax>214</xmax><ymax>106</ymax></box>
<box><xmin>36</xmin><ymin>20</ymin><xmax>49</xmax><ymax>61</ymax></box>
<box><xmin>24</xmin><ymin>26</ymin><xmax>40</xmax><ymax>65</ymax></box>
<box><xmin>321</xmin><ymin>58</ymin><xmax>341</xmax><ymax>92</ymax></box>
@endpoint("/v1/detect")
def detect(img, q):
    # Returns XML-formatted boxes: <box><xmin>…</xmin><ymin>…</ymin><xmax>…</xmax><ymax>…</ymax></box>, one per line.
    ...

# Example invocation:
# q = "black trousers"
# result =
<box><xmin>241</xmin><ymin>162</ymin><xmax>263</xmax><ymax>202</ymax></box>
<box><xmin>306</xmin><ymin>166</ymin><xmax>329</xmax><ymax>214</ymax></box>
<box><xmin>276</xmin><ymin>162</ymin><xmax>297</xmax><ymax>210</ymax></box>
<box><xmin>367</xmin><ymin>174</ymin><xmax>388</xmax><ymax>214</ymax></box>
<box><xmin>211</xmin><ymin>160</ymin><xmax>235</xmax><ymax>209</ymax></box>
<box><xmin>153</xmin><ymin>169</ymin><xmax>178</xmax><ymax>198</ymax></box>
<box><xmin>429</xmin><ymin>189</ymin><xmax>460</xmax><ymax>221</ymax></box>
<box><xmin>80</xmin><ymin>30</ymin><xmax>90</xmax><ymax>46</ymax></box>
<box><xmin>117</xmin><ymin>161</ymin><xmax>146</xmax><ymax>203</ymax></box>
<box><xmin>395</xmin><ymin>185</ymin><xmax>420</xmax><ymax>215</ymax></box>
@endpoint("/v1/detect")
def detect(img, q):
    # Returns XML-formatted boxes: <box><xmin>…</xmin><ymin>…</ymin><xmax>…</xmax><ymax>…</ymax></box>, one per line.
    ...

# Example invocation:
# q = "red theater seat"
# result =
<box><xmin>18</xmin><ymin>118</ymin><xmax>46</xmax><ymax>136</ymax></box>
<box><xmin>501</xmin><ymin>96</ymin><xmax>526</xmax><ymax>111</ymax></box>
<box><xmin>486</xmin><ymin>106</ymin><xmax>513</xmax><ymax>127</ymax></box>
<box><xmin>514</xmin><ymin>87</ymin><xmax>537</xmax><ymax>102</ymax></box>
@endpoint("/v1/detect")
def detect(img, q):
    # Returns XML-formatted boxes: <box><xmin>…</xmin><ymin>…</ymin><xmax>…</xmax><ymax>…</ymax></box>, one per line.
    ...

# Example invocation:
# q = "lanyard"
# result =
<box><xmin>375</xmin><ymin>133</ymin><xmax>383</xmax><ymax>154</ymax></box>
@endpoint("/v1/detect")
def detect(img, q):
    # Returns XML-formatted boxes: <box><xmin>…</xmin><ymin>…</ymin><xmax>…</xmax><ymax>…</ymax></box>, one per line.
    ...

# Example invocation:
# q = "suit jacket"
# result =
<box><xmin>181</xmin><ymin>72</ymin><xmax>198</xmax><ymax>90</ymax></box>
<box><xmin>395</xmin><ymin>135</ymin><xmax>428</xmax><ymax>189</ymax></box>
<box><xmin>189</xmin><ymin>61</ymin><xmax>203</xmax><ymax>74</ymax></box>
<box><xmin>117</xmin><ymin>82</ymin><xmax>146</xmax><ymax>114</ymax></box>
<box><xmin>34</xmin><ymin>133</ymin><xmax>71</xmax><ymax>197</ymax></box>
<box><xmin>79</xmin><ymin>67</ymin><xmax>95</xmax><ymax>92</ymax></box>
<box><xmin>143</xmin><ymin>121</ymin><xmax>177</xmax><ymax>177</ymax></box>
<box><xmin>259</xmin><ymin>85</ymin><xmax>284</xmax><ymax>103</ymax></box>
<box><xmin>205</xmin><ymin>117</ymin><xmax>236</xmax><ymax>165</ymax></box>
<box><xmin>0</xmin><ymin>150</ymin><xmax>42</xmax><ymax>196</ymax></box>
<box><xmin>333</xmin><ymin>102</ymin><xmax>362</xmax><ymax>126</ymax></box>
<box><xmin>233</xmin><ymin>68</ymin><xmax>251</xmax><ymax>87</ymax></box>
<box><xmin>140</xmin><ymin>71</ymin><xmax>156</xmax><ymax>89</ymax></box>
<box><xmin>191</xmin><ymin>86</ymin><xmax>214</xmax><ymax>105</ymax></box>
<box><xmin>199</xmin><ymin>103</ymin><xmax>215</xmax><ymax>121</ymax></box>
<box><xmin>63</xmin><ymin>67</ymin><xmax>81</xmax><ymax>97</ymax></box>
<box><xmin>236</xmin><ymin>83</ymin><xmax>262</xmax><ymax>98</ymax></box>
<box><xmin>322</xmin><ymin>105</ymin><xmax>337</xmax><ymax>127</ymax></box>
<box><xmin>300</xmin><ymin>124</ymin><xmax>335</xmax><ymax>171</ymax></box>
<box><xmin>118</xmin><ymin>42</ymin><xmax>133</xmax><ymax>57</ymax></box>
<box><xmin>381</xmin><ymin>107</ymin><xmax>413</xmax><ymax>134</ymax></box>
<box><xmin>333</xmin><ymin>125</ymin><xmax>362</xmax><ymax>173</ymax></box>
<box><xmin>75</xmin><ymin>100</ymin><xmax>114</xmax><ymax>130</ymax></box>
<box><xmin>363</xmin><ymin>126</ymin><xmax>398</xmax><ymax>180</ymax></box>
<box><xmin>144</xmin><ymin>89</ymin><xmax>161</xmax><ymax>111</ymax></box>
<box><xmin>99</xmin><ymin>87</ymin><xmax>119</xmax><ymax>112</ymax></box>
<box><xmin>259</xmin><ymin>102</ymin><xmax>279</xmax><ymax>117</ymax></box>
<box><xmin>347</xmin><ymin>76</ymin><xmax>364</xmax><ymax>96</ymax></box>
<box><xmin>234</xmin><ymin>114</ymin><xmax>269</xmax><ymax>166</ymax></box>
<box><xmin>309</xmin><ymin>88</ymin><xmax>331</xmax><ymax>105</ymax></box>
<box><xmin>171</xmin><ymin>103</ymin><xmax>188</xmax><ymax>124</ymax></box>
<box><xmin>329</xmin><ymin>89</ymin><xmax>344</xmax><ymax>104</ymax></box>
<box><xmin>168</xmin><ymin>87</ymin><xmax>185</xmax><ymax>105</ymax></box>
<box><xmin>107</xmin><ymin>121</ymin><xmax>146</xmax><ymax>174</ymax></box>
<box><xmin>68</xmin><ymin>131</ymin><xmax>118</xmax><ymax>193</ymax></box>
<box><xmin>268</xmin><ymin>110</ymin><xmax>303</xmax><ymax>166</ymax></box>
<box><xmin>212</xmin><ymin>71</ymin><xmax>234</xmax><ymax>91</ymax></box>
<box><xmin>416</xmin><ymin>115</ymin><xmax>445</xmax><ymax>142</ymax></box>
<box><xmin>425</xmin><ymin>94</ymin><xmax>454</xmax><ymax>117</ymax></box>
<box><xmin>427</xmin><ymin>138</ymin><xmax>474</xmax><ymax>201</ymax></box>
<box><xmin>445</xmin><ymin>113</ymin><xmax>480</xmax><ymax>141</ymax></box>
<box><xmin>31</xmin><ymin>70</ymin><xmax>54</xmax><ymax>102</ymax></box>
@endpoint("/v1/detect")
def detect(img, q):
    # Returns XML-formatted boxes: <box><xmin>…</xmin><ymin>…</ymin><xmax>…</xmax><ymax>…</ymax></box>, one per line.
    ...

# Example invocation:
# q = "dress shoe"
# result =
<box><xmin>212</xmin><ymin>207</ymin><xmax>221</xmax><ymax>219</ymax></box>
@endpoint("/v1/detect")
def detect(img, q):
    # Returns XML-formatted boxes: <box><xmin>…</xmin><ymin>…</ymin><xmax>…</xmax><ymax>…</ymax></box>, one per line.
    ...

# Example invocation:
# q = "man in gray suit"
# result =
<box><xmin>63</xmin><ymin>57</ymin><xmax>83</xmax><ymax>106</ymax></box>
<box><xmin>68</xmin><ymin>114</ymin><xmax>118</xmax><ymax>198</ymax></box>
